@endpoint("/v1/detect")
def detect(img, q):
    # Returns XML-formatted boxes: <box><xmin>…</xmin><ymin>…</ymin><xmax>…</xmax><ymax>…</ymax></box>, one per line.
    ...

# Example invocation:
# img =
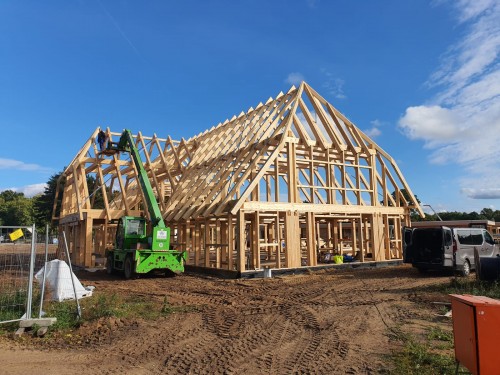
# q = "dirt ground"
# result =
<box><xmin>0</xmin><ymin>264</ymin><xmax>455</xmax><ymax>375</ymax></box>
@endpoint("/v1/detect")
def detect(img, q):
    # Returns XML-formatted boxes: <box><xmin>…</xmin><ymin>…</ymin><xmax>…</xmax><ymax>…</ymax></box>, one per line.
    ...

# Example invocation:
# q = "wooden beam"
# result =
<box><xmin>236</xmin><ymin>210</ymin><xmax>246</xmax><ymax>272</ymax></box>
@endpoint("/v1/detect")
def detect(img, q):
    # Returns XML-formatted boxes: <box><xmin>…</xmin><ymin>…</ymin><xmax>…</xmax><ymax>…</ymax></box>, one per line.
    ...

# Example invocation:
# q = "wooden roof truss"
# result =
<box><xmin>53</xmin><ymin>129</ymin><xmax>198</xmax><ymax>223</ymax></box>
<box><xmin>164</xmin><ymin>82</ymin><xmax>422</xmax><ymax>221</ymax></box>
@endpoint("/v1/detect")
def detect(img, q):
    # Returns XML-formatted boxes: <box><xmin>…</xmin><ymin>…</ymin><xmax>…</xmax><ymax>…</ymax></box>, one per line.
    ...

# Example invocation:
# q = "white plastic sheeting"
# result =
<box><xmin>35</xmin><ymin>259</ymin><xmax>94</xmax><ymax>302</ymax></box>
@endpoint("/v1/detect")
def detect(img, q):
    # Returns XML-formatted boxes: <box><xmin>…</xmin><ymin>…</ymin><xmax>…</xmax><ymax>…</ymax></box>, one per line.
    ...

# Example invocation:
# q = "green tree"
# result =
<box><xmin>480</xmin><ymin>208</ymin><xmax>494</xmax><ymax>220</ymax></box>
<box><xmin>33</xmin><ymin>170</ymin><xmax>65</xmax><ymax>228</ymax></box>
<box><xmin>388</xmin><ymin>189</ymin><xmax>422</xmax><ymax>220</ymax></box>
<box><xmin>0</xmin><ymin>192</ymin><xmax>33</xmax><ymax>226</ymax></box>
<box><xmin>0</xmin><ymin>190</ymin><xmax>24</xmax><ymax>202</ymax></box>
<box><xmin>86</xmin><ymin>175</ymin><xmax>105</xmax><ymax>209</ymax></box>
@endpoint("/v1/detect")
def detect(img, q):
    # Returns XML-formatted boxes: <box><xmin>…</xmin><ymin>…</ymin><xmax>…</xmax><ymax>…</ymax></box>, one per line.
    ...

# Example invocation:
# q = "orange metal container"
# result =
<box><xmin>450</xmin><ymin>294</ymin><xmax>500</xmax><ymax>374</ymax></box>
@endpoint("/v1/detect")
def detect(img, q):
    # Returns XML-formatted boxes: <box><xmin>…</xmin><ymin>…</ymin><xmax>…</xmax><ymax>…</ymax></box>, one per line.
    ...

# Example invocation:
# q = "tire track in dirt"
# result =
<box><xmin>3</xmin><ymin>265</ymin><xmax>455</xmax><ymax>375</ymax></box>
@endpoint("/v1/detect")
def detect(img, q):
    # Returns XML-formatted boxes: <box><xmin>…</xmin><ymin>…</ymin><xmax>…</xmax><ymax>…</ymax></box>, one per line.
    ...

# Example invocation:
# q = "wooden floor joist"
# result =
<box><xmin>54</xmin><ymin>81</ymin><xmax>423</xmax><ymax>271</ymax></box>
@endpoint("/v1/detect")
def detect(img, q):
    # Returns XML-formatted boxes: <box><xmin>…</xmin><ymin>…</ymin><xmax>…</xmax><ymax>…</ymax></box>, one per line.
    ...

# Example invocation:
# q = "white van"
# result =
<box><xmin>403</xmin><ymin>226</ymin><xmax>497</xmax><ymax>276</ymax></box>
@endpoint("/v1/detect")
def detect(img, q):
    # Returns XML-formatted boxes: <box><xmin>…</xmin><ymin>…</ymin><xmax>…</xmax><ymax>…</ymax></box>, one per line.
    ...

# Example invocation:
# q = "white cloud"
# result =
<box><xmin>320</xmin><ymin>69</ymin><xmax>346</xmax><ymax>99</ymax></box>
<box><xmin>1</xmin><ymin>183</ymin><xmax>47</xmax><ymax>198</ymax></box>
<box><xmin>399</xmin><ymin>105</ymin><xmax>459</xmax><ymax>145</ymax></box>
<box><xmin>364</xmin><ymin>127</ymin><xmax>381</xmax><ymax>138</ymax></box>
<box><xmin>285</xmin><ymin>72</ymin><xmax>305</xmax><ymax>86</ymax></box>
<box><xmin>454</xmin><ymin>0</ymin><xmax>496</xmax><ymax>23</ymax></box>
<box><xmin>363</xmin><ymin>119</ymin><xmax>386</xmax><ymax>138</ymax></box>
<box><xmin>399</xmin><ymin>0</ymin><xmax>500</xmax><ymax>198</ymax></box>
<box><xmin>461</xmin><ymin>188</ymin><xmax>500</xmax><ymax>199</ymax></box>
<box><xmin>0</xmin><ymin>158</ymin><xmax>52</xmax><ymax>173</ymax></box>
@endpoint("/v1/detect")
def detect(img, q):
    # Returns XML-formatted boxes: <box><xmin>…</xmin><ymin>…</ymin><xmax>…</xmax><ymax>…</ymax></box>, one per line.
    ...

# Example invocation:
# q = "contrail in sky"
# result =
<box><xmin>97</xmin><ymin>0</ymin><xmax>146</xmax><ymax>63</ymax></box>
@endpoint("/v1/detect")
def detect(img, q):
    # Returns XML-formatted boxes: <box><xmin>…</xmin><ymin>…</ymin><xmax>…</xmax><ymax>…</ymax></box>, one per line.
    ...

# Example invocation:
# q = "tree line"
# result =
<box><xmin>0</xmin><ymin>170</ymin><xmax>105</xmax><ymax>232</ymax></box>
<box><xmin>1</xmin><ymin>173</ymin><xmax>499</xmax><ymax>230</ymax></box>
<box><xmin>0</xmin><ymin>172</ymin><xmax>64</xmax><ymax>231</ymax></box>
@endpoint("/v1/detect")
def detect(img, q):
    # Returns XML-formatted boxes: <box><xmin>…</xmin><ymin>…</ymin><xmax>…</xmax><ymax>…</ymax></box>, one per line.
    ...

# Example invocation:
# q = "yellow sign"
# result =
<box><xmin>9</xmin><ymin>229</ymin><xmax>24</xmax><ymax>241</ymax></box>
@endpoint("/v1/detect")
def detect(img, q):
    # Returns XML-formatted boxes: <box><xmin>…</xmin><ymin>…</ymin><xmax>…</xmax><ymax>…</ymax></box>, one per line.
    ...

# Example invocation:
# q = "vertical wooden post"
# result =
<box><xmin>220</xmin><ymin>220</ymin><xmax>228</xmax><ymax>267</ymax></box>
<box><xmin>274</xmin><ymin>159</ymin><xmax>280</xmax><ymax>202</ymax></box>
<box><xmin>236</xmin><ymin>210</ymin><xmax>246</xmax><ymax>272</ymax></box>
<box><xmin>333</xmin><ymin>219</ymin><xmax>339</xmax><ymax>253</ymax></box>
<box><xmin>309</xmin><ymin>145</ymin><xmax>314</xmax><ymax>203</ymax></box>
<box><xmin>383</xmin><ymin>214</ymin><xmax>391</xmax><ymax>260</ymax></box>
<box><xmin>252</xmin><ymin>212</ymin><xmax>260</xmax><ymax>269</ymax></box>
<box><xmin>306</xmin><ymin>212</ymin><xmax>317</xmax><ymax>266</ymax></box>
<box><xmin>326</xmin><ymin>220</ymin><xmax>332</xmax><ymax>248</ymax></box>
<box><xmin>84</xmin><ymin>217</ymin><xmax>93</xmax><ymax>267</ymax></box>
<box><xmin>275</xmin><ymin>213</ymin><xmax>281</xmax><ymax>269</ymax></box>
<box><xmin>185</xmin><ymin>220</ymin><xmax>191</xmax><ymax>262</ymax></box>
<box><xmin>370</xmin><ymin>150</ymin><xmax>378</xmax><ymax>206</ymax></box>
<box><xmin>103</xmin><ymin>220</ymin><xmax>109</xmax><ymax>253</ymax></box>
<box><xmin>215</xmin><ymin>219</ymin><xmax>220</xmax><ymax>268</ymax></box>
<box><xmin>285</xmin><ymin>210</ymin><xmax>300</xmax><ymax>268</ymax></box>
<box><xmin>372</xmin><ymin>213</ymin><xmax>385</xmax><ymax>261</ymax></box>
<box><xmin>266</xmin><ymin>175</ymin><xmax>271</xmax><ymax>202</ymax></box>
<box><xmin>352</xmin><ymin>218</ymin><xmax>358</xmax><ymax>257</ymax></box>
<box><xmin>287</xmin><ymin>141</ymin><xmax>298</xmax><ymax>203</ymax></box>
<box><xmin>194</xmin><ymin>223</ymin><xmax>200</xmax><ymax>266</ymax></box>
<box><xmin>394</xmin><ymin>216</ymin><xmax>401</xmax><ymax>258</ymax></box>
<box><xmin>73</xmin><ymin>224</ymin><xmax>79</xmax><ymax>265</ymax></box>
<box><xmin>204</xmin><ymin>220</ymin><xmax>211</xmax><ymax>267</ymax></box>
<box><xmin>228</xmin><ymin>214</ymin><xmax>234</xmax><ymax>270</ymax></box>
<box><xmin>340</xmin><ymin>150</ymin><xmax>346</xmax><ymax>204</ymax></box>
<box><xmin>316</xmin><ymin>221</ymin><xmax>321</xmax><ymax>248</ymax></box>
<box><xmin>326</xmin><ymin>148</ymin><xmax>333</xmax><ymax>203</ymax></box>
<box><xmin>359</xmin><ymin>217</ymin><xmax>365</xmax><ymax>261</ymax></box>
<box><xmin>339</xmin><ymin>220</ymin><xmax>344</xmax><ymax>254</ymax></box>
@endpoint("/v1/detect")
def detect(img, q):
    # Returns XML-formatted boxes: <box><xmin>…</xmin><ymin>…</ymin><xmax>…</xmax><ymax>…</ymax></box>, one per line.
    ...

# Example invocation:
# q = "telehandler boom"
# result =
<box><xmin>104</xmin><ymin>129</ymin><xmax>186</xmax><ymax>278</ymax></box>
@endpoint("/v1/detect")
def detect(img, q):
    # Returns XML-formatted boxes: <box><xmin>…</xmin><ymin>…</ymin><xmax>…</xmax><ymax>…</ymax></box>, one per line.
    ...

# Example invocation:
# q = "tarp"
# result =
<box><xmin>35</xmin><ymin>259</ymin><xmax>94</xmax><ymax>302</ymax></box>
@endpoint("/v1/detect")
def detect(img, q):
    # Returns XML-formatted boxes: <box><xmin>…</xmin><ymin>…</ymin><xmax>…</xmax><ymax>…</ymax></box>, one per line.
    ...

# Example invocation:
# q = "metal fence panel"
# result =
<box><xmin>0</xmin><ymin>225</ymin><xmax>58</xmax><ymax>324</ymax></box>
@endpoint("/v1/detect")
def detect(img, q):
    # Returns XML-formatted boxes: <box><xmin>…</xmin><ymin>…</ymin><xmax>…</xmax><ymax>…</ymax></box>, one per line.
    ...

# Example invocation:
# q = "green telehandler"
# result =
<box><xmin>104</xmin><ymin>129</ymin><xmax>187</xmax><ymax>279</ymax></box>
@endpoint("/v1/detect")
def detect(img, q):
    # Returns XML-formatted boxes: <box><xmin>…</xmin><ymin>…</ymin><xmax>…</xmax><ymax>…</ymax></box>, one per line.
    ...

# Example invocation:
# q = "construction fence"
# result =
<box><xmin>0</xmin><ymin>225</ymin><xmax>82</xmax><ymax>326</ymax></box>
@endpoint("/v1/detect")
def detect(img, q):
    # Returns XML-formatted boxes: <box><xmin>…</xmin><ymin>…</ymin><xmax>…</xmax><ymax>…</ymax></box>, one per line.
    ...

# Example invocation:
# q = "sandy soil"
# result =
<box><xmin>0</xmin><ymin>264</ymin><xmax>454</xmax><ymax>374</ymax></box>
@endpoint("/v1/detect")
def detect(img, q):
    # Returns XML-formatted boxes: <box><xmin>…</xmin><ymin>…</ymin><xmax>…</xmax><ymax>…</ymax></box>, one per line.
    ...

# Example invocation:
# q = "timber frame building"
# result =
<box><xmin>53</xmin><ymin>82</ymin><xmax>423</xmax><ymax>273</ymax></box>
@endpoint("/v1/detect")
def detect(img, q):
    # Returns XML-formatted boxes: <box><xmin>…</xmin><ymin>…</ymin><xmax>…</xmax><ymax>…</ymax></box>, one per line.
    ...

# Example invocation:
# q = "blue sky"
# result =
<box><xmin>0</xmin><ymin>0</ymin><xmax>499</xmax><ymax>214</ymax></box>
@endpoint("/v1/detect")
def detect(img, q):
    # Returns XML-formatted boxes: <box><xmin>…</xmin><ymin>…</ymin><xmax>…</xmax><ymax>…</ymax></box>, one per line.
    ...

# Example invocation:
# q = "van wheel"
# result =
<box><xmin>461</xmin><ymin>260</ymin><xmax>471</xmax><ymax>277</ymax></box>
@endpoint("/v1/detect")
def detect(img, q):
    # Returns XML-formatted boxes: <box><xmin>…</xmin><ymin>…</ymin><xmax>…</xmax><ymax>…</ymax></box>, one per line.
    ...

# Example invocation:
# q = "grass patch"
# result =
<box><xmin>42</xmin><ymin>292</ymin><xmax>199</xmax><ymax>332</ymax></box>
<box><xmin>384</xmin><ymin>274</ymin><xmax>497</xmax><ymax>374</ymax></box>
<box><xmin>444</xmin><ymin>278</ymin><xmax>500</xmax><ymax>299</ymax></box>
<box><xmin>427</xmin><ymin>326</ymin><xmax>453</xmax><ymax>344</ymax></box>
<box><xmin>0</xmin><ymin>290</ymin><xmax>28</xmax><ymax>323</ymax></box>
<box><xmin>414</xmin><ymin>276</ymin><xmax>500</xmax><ymax>299</ymax></box>
<box><xmin>385</xmin><ymin>329</ymin><xmax>457</xmax><ymax>375</ymax></box>
<box><xmin>0</xmin><ymin>289</ymin><xmax>200</xmax><ymax>337</ymax></box>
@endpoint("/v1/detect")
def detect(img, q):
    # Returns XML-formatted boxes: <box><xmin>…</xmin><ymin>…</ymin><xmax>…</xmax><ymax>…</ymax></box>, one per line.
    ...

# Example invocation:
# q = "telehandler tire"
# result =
<box><xmin>124</xmin><ymin>256</ymin><xmax>134</xmax><ymax>279</ymax></box>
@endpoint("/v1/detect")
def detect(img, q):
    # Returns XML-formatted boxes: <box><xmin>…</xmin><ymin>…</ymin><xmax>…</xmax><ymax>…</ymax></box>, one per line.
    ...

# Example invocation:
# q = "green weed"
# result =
<box><xmin>0</xmin><ymin>290</ymin><xmax>28</xmax><ymax>323</ymax></box>
<box><xmin>427</xmin><ymin>326</ymin><xmax>453</xmax><ymax>343</ymax></box>
<box><xmin>429</xmin><ymin>277</ymin><xmax>500</xmax><ymax>299</ymax></box>
<box><xmin>385</xmin><ymin>330</ymin><xmax>457</xmax><ymax>375</ymax></box>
